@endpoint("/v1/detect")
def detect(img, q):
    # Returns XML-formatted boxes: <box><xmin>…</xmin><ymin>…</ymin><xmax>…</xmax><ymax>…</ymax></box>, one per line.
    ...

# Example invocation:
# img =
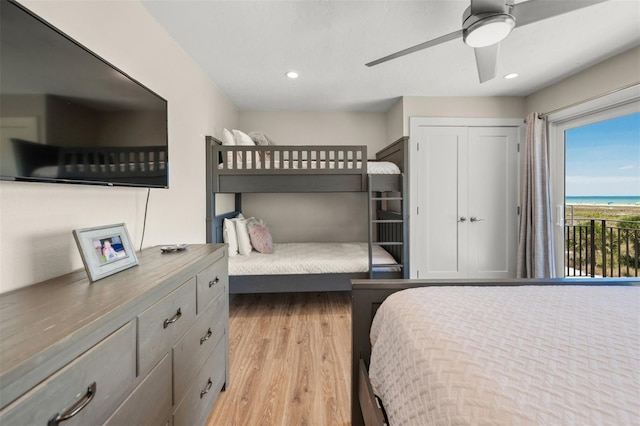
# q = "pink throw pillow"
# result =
<box><xmin>247</xmin><ymin>219</ymin><xmax>273</xmax><ymax>254</ymax></box>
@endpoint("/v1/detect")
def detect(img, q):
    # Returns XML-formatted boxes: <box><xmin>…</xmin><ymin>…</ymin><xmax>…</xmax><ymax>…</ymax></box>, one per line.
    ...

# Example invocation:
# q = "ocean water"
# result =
<box><xmin>566</xmin><ymin>196</ymin><xmax>640</xmax><ymax>206</ymax></box>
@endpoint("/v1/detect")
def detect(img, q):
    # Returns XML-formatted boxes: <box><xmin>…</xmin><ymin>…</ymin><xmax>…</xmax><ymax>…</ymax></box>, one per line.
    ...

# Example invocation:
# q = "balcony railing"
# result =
<box><xmin>565</xmin><ymin>218</ymin><xmax>639</xmax><ymax>277</ymax></box>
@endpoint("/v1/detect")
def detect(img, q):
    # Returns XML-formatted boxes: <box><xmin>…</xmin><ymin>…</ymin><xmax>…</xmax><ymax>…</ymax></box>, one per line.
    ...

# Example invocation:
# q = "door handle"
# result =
<box><xmin>48</xmin><ymin>382</ymin><xmax>97</xmax><ymax>426</ymax></box>
<box><xmin>200</xmin><ymin>378</ymin><xmax>213</xmax><ymax>399</ymax></box>
<box><xmin>163</xmin><ymin>308</ymin><xmax>182</xmax><ymax>329</ymax></box>
<box><xmin>200</xmin><ymin>328</ymin><xmax>213</xmax><ymax>345</ymax></box>
<box><xmin>470</xmin><ymin>217</ymin><xmax>484</xmax><ymax>222</ymax></box>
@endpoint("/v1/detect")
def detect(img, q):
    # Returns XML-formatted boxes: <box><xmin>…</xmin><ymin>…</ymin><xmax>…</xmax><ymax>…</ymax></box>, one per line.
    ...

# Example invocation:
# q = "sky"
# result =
<box><xmin>565</xmin><ymin>111</ymin><xmax>640</xmax><ymax>197</ymax></box>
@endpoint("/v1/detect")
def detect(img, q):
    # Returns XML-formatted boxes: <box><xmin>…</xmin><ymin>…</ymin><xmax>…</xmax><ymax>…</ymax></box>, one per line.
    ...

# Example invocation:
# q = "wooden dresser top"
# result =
<box><xmin>0</xmin><ymin>244</ymin><xmax>226</xmax><ymax>409</ymax></box>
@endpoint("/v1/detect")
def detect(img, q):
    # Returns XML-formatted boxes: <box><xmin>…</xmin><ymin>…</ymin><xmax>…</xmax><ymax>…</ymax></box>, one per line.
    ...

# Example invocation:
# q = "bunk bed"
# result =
<box><xmin>351</xmin><ymin>278</ymin><xmax>640</xmax><ymax>426</ymax></box>
<box><xmin>205</xmin><ymin>135</ymin><xmax>409</xmax><ymax>294</ymax></box>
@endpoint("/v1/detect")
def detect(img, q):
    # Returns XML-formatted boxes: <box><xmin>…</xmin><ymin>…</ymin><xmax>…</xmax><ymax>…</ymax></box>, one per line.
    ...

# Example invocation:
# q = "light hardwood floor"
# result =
<box><xmin>207</xmin><ymin>292</ymin><xmax>352</xmax><ymax>426</ymax></box>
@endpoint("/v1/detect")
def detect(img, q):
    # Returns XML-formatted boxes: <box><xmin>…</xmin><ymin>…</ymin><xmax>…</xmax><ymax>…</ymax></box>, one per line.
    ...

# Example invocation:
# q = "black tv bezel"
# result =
<box><xmin>1</xmin><ymin>0</ymin><xmax>169</xmax><ymax>189</ymax></box>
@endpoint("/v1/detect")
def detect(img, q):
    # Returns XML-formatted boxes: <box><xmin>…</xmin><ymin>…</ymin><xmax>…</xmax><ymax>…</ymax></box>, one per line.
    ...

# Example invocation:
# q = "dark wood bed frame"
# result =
<box><xmin>350</xmin><ymin>277</ymin><xmax>640</xmax><ymax>426</ymax></box>
<box><xmin>204</xmin><ymin>136</ymin><xmax>410</xmax><ymax>294</ymax></box>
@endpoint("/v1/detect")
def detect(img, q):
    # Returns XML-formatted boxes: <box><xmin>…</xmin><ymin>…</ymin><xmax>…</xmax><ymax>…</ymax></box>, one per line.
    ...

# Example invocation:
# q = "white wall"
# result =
<box><xmin>525</xmin><ymin>46</ymin><xmax>640</xmax><ymax>114</ymax></box>
<box><xmin>0</xmin><ymin>0</ymin><xmax>238</xmax><ymax>293</ymax></box>
<box><xmin>238</xmin><ymin>111</ymin><xmax>388</xmax><ymax>154</ymax></box>
<box><xmin>386</xmin><ymin>99</ymin><xmax>404</xmax><ymax>143</ymax></box>
<box><xmin>240</xmin><ymin>193</ymin><xmax>368</xmax><ymax>243</ymax></box>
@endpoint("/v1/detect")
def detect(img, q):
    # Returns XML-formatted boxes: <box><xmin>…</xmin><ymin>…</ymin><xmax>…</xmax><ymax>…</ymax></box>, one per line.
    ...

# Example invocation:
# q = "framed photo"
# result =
<box><xmin>73</xmin><ymin>223</ymin><xmax>138</xmax><ymax>283</ymax></box>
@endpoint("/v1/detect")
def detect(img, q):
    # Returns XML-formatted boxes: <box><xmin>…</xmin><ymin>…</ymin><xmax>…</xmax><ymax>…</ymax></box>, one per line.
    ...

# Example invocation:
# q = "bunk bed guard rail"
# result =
<box><xmin>207</xmin><ymin>136</ymin><xmax>369</xmax><ymax>193</ymax></box>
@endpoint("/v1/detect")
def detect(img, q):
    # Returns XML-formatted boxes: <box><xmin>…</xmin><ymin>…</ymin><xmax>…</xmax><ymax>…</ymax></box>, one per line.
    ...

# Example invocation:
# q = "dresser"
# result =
<box><xmin>0</xmin><ymin>244</ymin><xmax>228</xmax><ymax>426</ymax></box>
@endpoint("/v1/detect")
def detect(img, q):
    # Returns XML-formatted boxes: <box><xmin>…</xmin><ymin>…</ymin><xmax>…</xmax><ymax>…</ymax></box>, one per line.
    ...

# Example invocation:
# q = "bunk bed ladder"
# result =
<box><xmin>368</xmin><ymin>174</ymin><xmax>407</xmax><ymax>278</ymax></box>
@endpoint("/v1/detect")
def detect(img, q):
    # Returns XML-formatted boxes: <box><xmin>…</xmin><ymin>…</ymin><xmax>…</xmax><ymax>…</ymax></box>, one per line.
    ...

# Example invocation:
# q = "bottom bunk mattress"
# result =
<box><xmin>369</xmin><ymin>285</ymin><xmax>640</xmax><ymax>426</ymax></box>
<box><xmin>228</xmin><ymin>242</ymin><xmax>399</xmax><ymax>276</ymax></box>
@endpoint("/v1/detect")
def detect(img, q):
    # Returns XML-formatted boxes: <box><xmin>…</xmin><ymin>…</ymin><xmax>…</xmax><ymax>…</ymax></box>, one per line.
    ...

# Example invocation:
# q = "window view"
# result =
<box><xmin>564</xmin><ymin>112</ymin><xmax>640</xmax><ymax>277</ymax></box>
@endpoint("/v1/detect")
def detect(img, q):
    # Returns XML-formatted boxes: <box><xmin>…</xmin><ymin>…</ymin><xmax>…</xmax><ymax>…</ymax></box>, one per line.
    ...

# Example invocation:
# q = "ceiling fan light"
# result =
<box><xmin>463</xmin><ymin>14</ymin><xmax>515</xmax><ymax>48</ymax></box>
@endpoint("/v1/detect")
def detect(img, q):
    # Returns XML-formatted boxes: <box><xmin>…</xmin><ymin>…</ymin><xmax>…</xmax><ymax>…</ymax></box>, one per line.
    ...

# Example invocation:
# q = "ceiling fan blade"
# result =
<box><xmin>366</xmin><ymin>29</ymin><xmax>463</xmax><ymax>67</ymax></box>
<box><xmin>474</xmin><ymin>44</ymin><xmax>499</xmax><ymax>83</ymax></box>
<box><xmin>512</xmin><ymin>0</ymin><xmax>609</xmax><ymax>27</ymax></box>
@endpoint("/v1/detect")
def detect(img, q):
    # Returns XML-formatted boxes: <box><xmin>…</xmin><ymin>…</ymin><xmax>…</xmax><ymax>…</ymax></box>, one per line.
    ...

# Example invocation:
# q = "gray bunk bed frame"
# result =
<box><xmin>205</xmin><ymin>136</ymin><xmax>409</xmax><ymax>294</ymax></box>
<box><xmin>350</xmin><ymin>277</ymin><xmax>640</xmax><ymax>426</ymax></box>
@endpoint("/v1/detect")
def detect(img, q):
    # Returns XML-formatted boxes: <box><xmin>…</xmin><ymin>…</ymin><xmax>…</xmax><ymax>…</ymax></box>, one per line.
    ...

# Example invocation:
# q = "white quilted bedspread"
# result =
<box><xmin>229</xmin><ymin>242</ymin><xmax>398</xmax><ymax>275</ymax></box>
<box><xmin>369</xmin><ymin>285</ymin><xmax>640</xmax><ymax>426</ymax></box>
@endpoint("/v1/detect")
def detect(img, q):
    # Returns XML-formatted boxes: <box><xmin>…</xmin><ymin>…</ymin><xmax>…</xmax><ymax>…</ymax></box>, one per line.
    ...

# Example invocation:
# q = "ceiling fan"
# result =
<box><xmin>366</xmin><ymin>0</ymin><xmax>608</xmax><ymax>83</ymax></box>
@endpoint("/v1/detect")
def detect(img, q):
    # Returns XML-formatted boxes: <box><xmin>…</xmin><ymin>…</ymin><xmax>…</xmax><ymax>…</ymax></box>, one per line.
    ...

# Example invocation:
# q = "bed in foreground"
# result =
<box><xmin>351</xmin><ymin>278</ymin><xmax>640</xmax><ymax>426</ymax></box>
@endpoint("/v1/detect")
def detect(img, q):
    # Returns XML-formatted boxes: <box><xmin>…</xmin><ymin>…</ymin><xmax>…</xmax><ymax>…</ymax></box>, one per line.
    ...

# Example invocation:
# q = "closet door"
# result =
<box><xmin>411</xmin><ymin>125</ymin><xmax>518</xmax><ymax>279</ymax></box>
<box><xmin>466</xmin><ymin>127</ymin><xmax>518</xmax><ymax>278</ymax></box>
<box><xmin>413</xmin><ymin>126</ymin><xmax>468</xmax><ymax>279</ymax></box>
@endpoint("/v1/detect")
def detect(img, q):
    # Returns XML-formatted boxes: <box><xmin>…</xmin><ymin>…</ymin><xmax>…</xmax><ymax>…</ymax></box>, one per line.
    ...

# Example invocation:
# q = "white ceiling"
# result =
<box><xmin>141</xmin><ymin>0</ymin><xmax>640</xmax><ymax>112</ymax></box>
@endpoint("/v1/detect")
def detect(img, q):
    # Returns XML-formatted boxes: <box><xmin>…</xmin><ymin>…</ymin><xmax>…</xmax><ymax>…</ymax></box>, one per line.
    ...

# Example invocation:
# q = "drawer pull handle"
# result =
<box><xmin>163</xmin><ymin>308</ymin><xmax>182</xmax><ymax>329</ymax></box>
<box><xmin>200</xmin><ymin>328</ymin><xmax>213</xmax><ymax>345</ymax></box>
<box><xmin>209</xmin><ymin>277</ymin><xmax>220</xmax><ymax>288</ymax></box>
<box><xmin>200</xmin><ymin>378</ymin><xmax>213</xmax><ymax>399</ymax></box>
<box><xmin>48</xmin><ymin>382</ymin><xmax>97</xmax><ymax>426</ymax></box>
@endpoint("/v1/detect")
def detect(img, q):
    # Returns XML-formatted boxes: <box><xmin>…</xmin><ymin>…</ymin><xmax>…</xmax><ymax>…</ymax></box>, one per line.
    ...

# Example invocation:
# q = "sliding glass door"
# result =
<box><xmin>549</xmin><ymin>90</ymin><xmax>639</xmax><ymax>277</ymax></box>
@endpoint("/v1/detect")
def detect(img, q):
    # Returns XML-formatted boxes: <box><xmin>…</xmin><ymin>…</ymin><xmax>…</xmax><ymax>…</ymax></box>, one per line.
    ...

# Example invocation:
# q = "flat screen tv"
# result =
<box><xmin>0</xmin><ymin>0</ymin><xmax>168</xmax><ymax>188</ymax></box>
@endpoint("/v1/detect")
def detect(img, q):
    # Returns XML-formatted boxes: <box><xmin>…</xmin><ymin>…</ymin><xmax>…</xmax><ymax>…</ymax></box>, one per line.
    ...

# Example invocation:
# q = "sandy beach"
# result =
<box><xmin>566</xmin><ymin>204</ymin><xmax>640</xmax><ymax>219</ymax></box>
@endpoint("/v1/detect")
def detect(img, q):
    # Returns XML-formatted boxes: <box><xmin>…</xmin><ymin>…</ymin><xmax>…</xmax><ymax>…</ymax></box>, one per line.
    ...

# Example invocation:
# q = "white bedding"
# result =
<box><xmin>369</xmin><ymin>285</ymin><xmax>640</xmax><ymax>426</ymax></box>
<box><xmin>229</xmin><ymin>242</ymin><xmax>399</xmax><ymax>275</ymax></box>
<box><xmin>218</xmin><ymin>159</ymin><xmax>400</xmax><ymax>174</ymax></box>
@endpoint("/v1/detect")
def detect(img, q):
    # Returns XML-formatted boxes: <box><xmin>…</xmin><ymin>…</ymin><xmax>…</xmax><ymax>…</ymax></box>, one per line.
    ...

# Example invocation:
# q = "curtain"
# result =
<box><xmin>517</xmin><ymin>113</ymin><xmax>556</xmax><ymax>278</ymax></box>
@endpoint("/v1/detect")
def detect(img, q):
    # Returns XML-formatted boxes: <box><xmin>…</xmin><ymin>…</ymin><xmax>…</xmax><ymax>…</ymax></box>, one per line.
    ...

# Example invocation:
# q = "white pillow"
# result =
<box><xmin>232</xmin><ymin>130</ymin><xmax>256</xmax><ymax>169</ymax></box>
<box><xmin>222</xmin><ymin>129</ymin><xmax>236</xmax><ymax>165</ymax></box>
<box><xmin>235</xmin><ymin>216</ymin><xmax>253</xmax><ymax>255</ymax></box>
<box><xmin>222</xmin><ymin>128</ymin><xmax>236</xmax><ymax>146</ymax></box>
<box><xmin>249</xmin><ymin>131</ymin><xmax>273</xmax><ymax>146</ymax></box>
<box><xmin>222</xmin><ymin>218</ymin><xmax>238</xmax><ymax>256</ymax></box>
<box><xmin>233</xmin><ymin>129</ymin><xmax>255</xmax><ymax>146</ymax></box>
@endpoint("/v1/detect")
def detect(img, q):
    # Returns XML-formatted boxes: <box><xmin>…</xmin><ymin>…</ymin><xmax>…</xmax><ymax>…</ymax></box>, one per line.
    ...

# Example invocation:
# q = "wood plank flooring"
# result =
<box><xmin>206</xmin><ymin>292</ymin><xmax>352</xmax><ymax>426</ymax></box>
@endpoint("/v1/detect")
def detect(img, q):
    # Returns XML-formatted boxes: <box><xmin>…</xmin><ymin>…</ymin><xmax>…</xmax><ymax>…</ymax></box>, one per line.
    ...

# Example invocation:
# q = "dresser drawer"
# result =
<box><xmin>0</xmin><ymin>321</ymin><xmax>135</xmax><ymax>426</ymax></box>
<box><xmin>138</xmin><ymin>278</ymin><xmax>197</xmax><ymax>376</ymax></box>
<box><xmin>196</xmin><ymin>256</ymin><xmax>228</xmax><ymax>313</ymax></box>
<box><xmin>104</xmin><ymin>353</ymin><xmax>171</xmax><ymax>426</ymax></box>
<box><xmin>173</xmin><ymin>339</ymin><xmax>226</xmax><ymax>426</ymax></box>
<box><xmin>173</xmin><ymin>293</ymin><xmax>226</xmax><ymax>406</ymax></box>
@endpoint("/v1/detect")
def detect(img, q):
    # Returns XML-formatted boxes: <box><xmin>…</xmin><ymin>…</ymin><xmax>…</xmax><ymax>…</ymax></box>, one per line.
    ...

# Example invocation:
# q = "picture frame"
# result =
<box><xmin>73</xmin><ymin>223</ymin><xmax>139</xmax><ymax>283</ymax></box>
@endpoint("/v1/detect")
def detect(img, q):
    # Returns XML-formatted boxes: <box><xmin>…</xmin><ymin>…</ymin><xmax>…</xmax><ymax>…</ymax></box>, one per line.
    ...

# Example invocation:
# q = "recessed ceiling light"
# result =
<box><xmin>503</xmin><ymin>73</ymin><xmax>519</xmax><ymax>80</ymax></box>
<box><xmin>285</xmin><ymin>71</ymin><xmax>299</xmax><ymax>79</ymax></box>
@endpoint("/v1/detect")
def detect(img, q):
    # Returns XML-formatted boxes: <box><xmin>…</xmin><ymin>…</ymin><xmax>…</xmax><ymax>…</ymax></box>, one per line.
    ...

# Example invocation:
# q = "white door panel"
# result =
<box><xmin>468</xmin><ymin>127</ymin><xmax>518</xmax><ymax>277</ymax></box>
<box><xmin>419</xmin><ymin>127</ymin><xmax>467</xmax><ymax>277</ymax></box>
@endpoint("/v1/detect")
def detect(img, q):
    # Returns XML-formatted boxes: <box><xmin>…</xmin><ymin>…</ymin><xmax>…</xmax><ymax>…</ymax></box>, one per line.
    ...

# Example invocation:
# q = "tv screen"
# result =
<box><xmin>0</xmin><ymin>0</ymin><xmax>168</xmax><ymax>188</ymax></box>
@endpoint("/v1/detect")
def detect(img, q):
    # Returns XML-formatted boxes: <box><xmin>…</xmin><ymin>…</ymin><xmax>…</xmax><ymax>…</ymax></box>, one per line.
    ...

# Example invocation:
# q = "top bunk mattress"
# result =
<box><xmin>369</xmin><ymin>285</ymin><xmax>640</xmax><ymax>426</ymax></box>
<box><xmin>218</xmin><ymin>159</ymin><xmax>400</xmax><ymax>174</ymax></box>
<box><xmin>229</xmin><ymin>242</ymin><xmax>398</xmax><ymax>276</ymax></box>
